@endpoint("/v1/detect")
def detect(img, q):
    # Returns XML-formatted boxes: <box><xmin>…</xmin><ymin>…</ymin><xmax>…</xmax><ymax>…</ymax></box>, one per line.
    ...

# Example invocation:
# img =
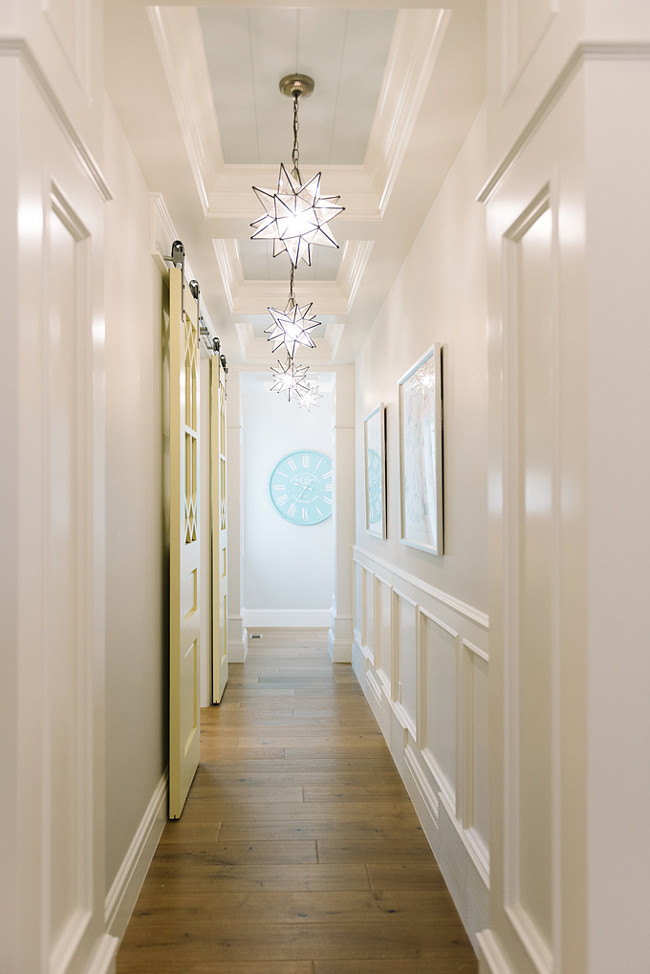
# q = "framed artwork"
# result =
<box><xmin>364</xmin><ymin>404</ymin><xmax>386</xmax><ymax>538</ymax></box>
<box><xmin>398</xmin><ymin>344</ymin><xmax>444</xmax><ymax>554</ymax></box>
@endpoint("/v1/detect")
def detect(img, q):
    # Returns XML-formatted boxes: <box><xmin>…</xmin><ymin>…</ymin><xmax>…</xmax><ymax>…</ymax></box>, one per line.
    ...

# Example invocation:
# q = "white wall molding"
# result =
<box><xmin>354</xmin><ymin>546</ymin><xmax>489</xmax><ymax>630</ymax></box>
<box><xmin>478</xmin><ymin>929</ymin><xmax>517</xmax><ymax>974</ymax></box>
<box><xmin>478</xmin><ymin>40</ymin><xmax>650</xmax><ymax>204</ymax></box>
<box><xmin>227</xmin><ymin>614</ymin><xmax>248</xmax><ymax>663</ymax></box>
<box><xmin>84</xmin><ymin>934</ymin><xmax>119</xmax><ymax>974</ymax></box>
<box><xmin>0</xmin><ymin>38</ymin><xmax>112</xmax><ymax>201</ymax></box>
<box><xmin>365</xmin><ymin>8</ymin><xmax>451</xmax><ymax>215</ymax></box>
<box><xmin>353</xmin><ymin>557</ymin><xmax>489</xmax><ymax>950</ymax></box>
<box><xmin>104</xmin><ymin>772</ymin><xmax>168</xmax><ymax>943</ymax></box>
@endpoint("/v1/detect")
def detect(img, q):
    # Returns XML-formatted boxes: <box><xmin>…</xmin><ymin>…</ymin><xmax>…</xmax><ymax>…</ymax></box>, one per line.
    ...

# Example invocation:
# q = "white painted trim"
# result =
<box><xmin>245</xmin><ymin>609</ymin><xmax>332</xmax><ymax>628</ymax></box>
<box><xmin>365</xmin><ymin>9</ymin><xmax>451</xmax><ymax>216</ymax></box>
<box><xmin>404</xmin><ymin>742</ymin><xmax>439</xmax><ymax>823</ymax></box>
<box><xmin>505</xmin><ymin>903</ymin><xmax>553</xmax><ymax>974</ymax></box>
<box><xmin>478</xmin><ymin>929</ymin><xmax>517</xmax><ymax>974</ymax></box>
<box><xmin>354</xmin><ymin>545</ymin><xmax>489</xmax><ymax>629</ymax></box>
<box><xmin>104</xmin><ymin>771</ymin><xmax>168</xmax><ymax>942</ymax></box>
<box><xmin>85</xmin><ymin>934</ymin><xmax>120</xmax><ymax>974</ymax></box>
<box><xmin>0</xmin><ymin>39</ymin><xmax>112</xmax><ymax>201</ymax></box>
<box><xmin>478</xmin><ymin>41</ymin><xmax>650</xmax><ymax>203</ymax></box>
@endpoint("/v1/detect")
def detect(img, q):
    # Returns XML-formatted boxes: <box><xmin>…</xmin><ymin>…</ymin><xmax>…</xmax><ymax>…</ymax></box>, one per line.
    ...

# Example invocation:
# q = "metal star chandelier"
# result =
<box><xmin>251</xmin><ymin>75</ymin><xmax>344</xmax><ymax>269</ymax></box>
<box><xmin>251</xmin><ymin>74</ymin><xmax>344</xmax><ymax>406</ymax></box>
<box><xmin>264</xmin><ymin>266</ymin><xmax>321</xmax><ymax>359</ymax></box>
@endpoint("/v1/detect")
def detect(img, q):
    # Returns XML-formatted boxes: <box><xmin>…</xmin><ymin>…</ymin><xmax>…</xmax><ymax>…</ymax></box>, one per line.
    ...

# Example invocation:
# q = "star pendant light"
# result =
<box><xmin>265</xmin><ymin>265</ymin><xmax>321</xmax><ymax>358</ymax></box>
<box><xmin>251</xmin><ymin>75</ymin><xmax>344</xmax><ymax>268</ymax></box>
<box><xmin>270</xmin><ymin>357</ymin><xmax>310</xmax><ymax>402</ymax></box>
<box><xmin>297</xmin><ymin>381</ymin><xmax>323</xmax><ymax>412</ymax></box>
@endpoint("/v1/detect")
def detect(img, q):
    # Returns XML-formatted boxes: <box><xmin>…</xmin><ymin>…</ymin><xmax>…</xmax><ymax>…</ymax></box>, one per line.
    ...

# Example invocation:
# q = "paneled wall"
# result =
<box><xmin>353</xmin><ymin>106</ymin><xmax>489</xmax><ymax>949</ymax></box>
<box><xmin>479</xmin><ymin>3</ymin><xmax>650</xmax><ymax>974</ymax></box>
<box><xmin>353</xmin><ymin>550</ymin><xmax>490</xmax><ymax>948</ymax></box>
<box><xmin>0</xmin><ymin>2</ymin><xmax>114</xmax><ymax>971</ymax></box>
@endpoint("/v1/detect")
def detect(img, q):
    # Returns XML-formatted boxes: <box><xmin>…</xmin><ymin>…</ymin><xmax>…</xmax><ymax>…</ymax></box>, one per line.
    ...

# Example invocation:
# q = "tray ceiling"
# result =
<box><xmin>104</xmin><ymin>1</ymin><xmax>486</xmax><ymax>364</ymax></box>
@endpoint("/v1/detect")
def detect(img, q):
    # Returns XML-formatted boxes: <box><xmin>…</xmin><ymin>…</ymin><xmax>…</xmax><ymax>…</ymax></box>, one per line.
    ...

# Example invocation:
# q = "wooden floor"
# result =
<box><xmin>117</xmin><ymin>629</ymin><xmax>477</xmax><ymax>973</ymax></box>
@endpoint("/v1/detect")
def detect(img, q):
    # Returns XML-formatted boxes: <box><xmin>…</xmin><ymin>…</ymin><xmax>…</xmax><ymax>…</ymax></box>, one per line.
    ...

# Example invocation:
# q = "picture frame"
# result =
<box><xmin>398</xmin><ymin>344</ymin><xmax>444</xmax><ymax>554</ymax></box>
<box><xmin>363</xmin><ymin>403</ymin><xmax>386</xmax><ymax>539</ymax></box>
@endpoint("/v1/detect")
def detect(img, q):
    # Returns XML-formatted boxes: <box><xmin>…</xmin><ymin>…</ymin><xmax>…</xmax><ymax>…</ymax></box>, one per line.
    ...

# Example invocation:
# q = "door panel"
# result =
<box><xmin>211</xmin><ymin>356</ymin><xmax>228</xmax><ymax>703</ymax></box>
<box><xmin>169</xmin><ymin>266</ymin><xmax>201</xmax><ymax>818</ymax></box>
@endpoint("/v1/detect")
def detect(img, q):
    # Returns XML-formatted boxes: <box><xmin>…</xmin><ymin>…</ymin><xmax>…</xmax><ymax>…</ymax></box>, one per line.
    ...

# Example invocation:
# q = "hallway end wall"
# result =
<box><xmin>353</xmin><ymin>106</ymin><xmax>489</xmax><ymax>949</ymax></box>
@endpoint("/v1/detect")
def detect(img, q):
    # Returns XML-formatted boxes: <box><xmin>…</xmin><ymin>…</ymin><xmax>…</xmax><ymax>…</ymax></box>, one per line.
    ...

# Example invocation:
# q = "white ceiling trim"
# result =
<box><xmin>338</xmin><ymin>240</ymin><xmax>375</xmax><ymax>311</ymax></box>
<box><xmin>364</xmin><ymin>8</ymin><xmax>451</xmax><ymax>216</ymax></box>
<box><xmin>148</xmin><ymin>6</ymin><xmax>450</xmax><ymax>237</ymax></box>
<box><xmin>215</xmin><ymin>235</ymin><xmax>372</xmax><ymax>317</ymax></box>
<box><xmin>235</xmin><ymin>322</ymin><xmax>343</xmax><ymax>365</ymax></box>
<box><xmin>148</xmin><ymin>6</ymin><xmax>224</xmax><ymax>215</ymax></box>
<box><xmin>232</xmin><ymin>279</ymin><xmax>349</xmax><ymax>316</ymax></box>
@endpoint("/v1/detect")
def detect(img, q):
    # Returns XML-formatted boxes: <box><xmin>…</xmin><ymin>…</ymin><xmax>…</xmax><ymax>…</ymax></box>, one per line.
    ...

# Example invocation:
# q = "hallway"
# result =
<box><xmin>117</xmin><ymin>631</ymin><xmax>477</xmax><ymax>972</ymax></box>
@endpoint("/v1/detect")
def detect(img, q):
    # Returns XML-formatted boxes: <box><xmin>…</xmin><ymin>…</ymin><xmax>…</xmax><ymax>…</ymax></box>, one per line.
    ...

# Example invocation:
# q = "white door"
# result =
<box><xmin>211</xmin><ymin>355</ymin><xmax>228</xmax><ymax>702</ymax></box>
<box><xmin>169</xmin><ymin>265</ymin><xmax>201</xmax><ymax>818</ymax></box>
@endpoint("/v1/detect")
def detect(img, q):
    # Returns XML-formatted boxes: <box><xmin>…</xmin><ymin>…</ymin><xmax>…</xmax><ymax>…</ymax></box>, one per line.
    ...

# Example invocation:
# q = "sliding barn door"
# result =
<box><xmin>169</xmin><ymin>266</ymin><xmax>201</xmax><ymax>818</ymax></box>
<box><xmin>211</xmin><ymin>355</ymin><xmax>228</xmax><ymax>703</ymax></box>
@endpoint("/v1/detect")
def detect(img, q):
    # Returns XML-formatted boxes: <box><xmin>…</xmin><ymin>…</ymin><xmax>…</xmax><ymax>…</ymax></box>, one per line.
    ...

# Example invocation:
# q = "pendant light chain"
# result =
<box><xmin>291</xmin><ymin>92</ymin><xmax>301</xmax><ymax>183</ymax></box>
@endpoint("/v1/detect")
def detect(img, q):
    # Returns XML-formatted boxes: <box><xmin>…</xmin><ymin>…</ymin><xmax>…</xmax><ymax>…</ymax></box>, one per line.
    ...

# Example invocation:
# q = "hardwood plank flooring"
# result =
<box><xmin>117</xmin><ymin>629</ymin><xmax>477</xmax><ymax>973</ymax></box>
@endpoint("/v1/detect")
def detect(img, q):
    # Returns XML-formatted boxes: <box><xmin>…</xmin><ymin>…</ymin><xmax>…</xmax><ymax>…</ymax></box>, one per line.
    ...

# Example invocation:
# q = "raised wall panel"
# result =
<box><xmin>353</xmin><ymin>547</ymin><xmax>489</xmax><ymax>951</ymax></box>
<box><xmin>420</xmin><ymin>609</ymin><xmax>458</xmax><ymax>807</ymax></box>
<box><xmin>363</xmin><ymin>567</ymin><xmax>375</xmax><ymax>662</ymax></box>
<box><xmin>503</xmin><ymin>189</ymin><xmax>555</xmax><ymax>968</ymax></box>
<box><xmin>375</xmin><ymin>578</ymin><xmax>392</xmax><ymax>693</ymax></box>
<box><xmin>462</xmin><ymin>640</ymin><xmax>490</xmax><ymax>859</ymax></box>
<box><xmin>394</xmin><ymin>590</ymin><xmax>417</xmax><ymax>736</ymax></box>
<box><xmin>46</xmin><ymin>187</ymin><xmax>93</xmax><ymax>970</ymax></box>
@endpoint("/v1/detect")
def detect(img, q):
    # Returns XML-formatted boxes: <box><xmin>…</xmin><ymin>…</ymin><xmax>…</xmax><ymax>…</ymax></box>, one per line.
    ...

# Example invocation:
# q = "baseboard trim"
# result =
<box><xmin>478</xmin><ymin>929</ymin><xmax>516</xmax><ymax>974</ymax></box>
<box><xmin>245</xmin><ymin>609</ymin><xmax>331</xmax><ymax>628</ymax></box>
<box><xmin>105</xmin><ymin>771</ymin><xmax>168</xmax><ymax>942</ymax></box>
<box><xmin>86</xmin><ymin>933</ymin><xmax>120</xmax><ymax>974</ymax></box>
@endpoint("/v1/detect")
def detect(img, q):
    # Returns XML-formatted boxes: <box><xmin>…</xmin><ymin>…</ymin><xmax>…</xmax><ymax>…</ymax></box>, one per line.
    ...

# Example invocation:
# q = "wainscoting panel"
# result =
<box><xmin>353</xmin><ymin>546</ymin><xmax>489</xmax><ymax>951</ymax></box>
<box><xmin>375</xmin><ymin>576</ymin><xmax>393</xmax><ymax>697</ymax></box>
<box><xmin>393</xmin><ymin>590</ymin><xmax>417</xmax><ymax>738</ymax></box>
<box><xmin>420</xmin><ymin>607</ymin><xmax>458</xmax><ymax>811</ymax></box>
<box><xmin>461</xmin><ymin>639</ymin><xmax>490</xmax><ymax>870</ymax></box>
<box><xmin>502</xmin><ymin>187</ymin><xmax>555</xmax><ymax>974</ymax></box>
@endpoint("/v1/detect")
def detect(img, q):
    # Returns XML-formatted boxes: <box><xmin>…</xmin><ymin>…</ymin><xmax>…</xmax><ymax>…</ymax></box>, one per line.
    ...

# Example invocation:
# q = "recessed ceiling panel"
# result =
<box><xmin>198</xmin><ymin>7</ymin><xmax>397</xmax><ymax>166</ymax></box>
<box><xmin>238</xmin><ymin>238</ymin><xmax>341</xmax><ymax>282</ymax></box>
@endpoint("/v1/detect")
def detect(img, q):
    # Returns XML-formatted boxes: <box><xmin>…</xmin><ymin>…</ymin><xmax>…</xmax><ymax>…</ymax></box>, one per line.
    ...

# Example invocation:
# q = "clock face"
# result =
<box><xmin>270</xmin><ymin>450</ymin><xmax>333</xmax><ymax>525</ymax></box>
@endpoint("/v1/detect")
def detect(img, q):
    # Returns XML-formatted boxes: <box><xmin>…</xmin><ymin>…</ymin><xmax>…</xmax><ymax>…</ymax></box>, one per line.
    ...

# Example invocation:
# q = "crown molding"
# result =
<box><xmin>364</xmin><ymin>9</ymin><xmax>452</xmax><ymax>217</ymax></box>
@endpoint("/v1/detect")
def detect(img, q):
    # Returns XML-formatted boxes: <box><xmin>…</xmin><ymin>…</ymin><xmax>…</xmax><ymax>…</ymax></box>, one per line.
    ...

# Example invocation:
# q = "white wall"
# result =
<box><xmin>103</xmin><ymin>97</ymin><xmax>169</xmax><ymax>939</ymax></box>
<box><xmin>1</xmin><ymin>2</ymin><xmax>115</xmax><ymax>971</ymax></box>
<box><xmin>353</xmin><ymin>105</ymin><xmax>489</xmax><ymax>949</ymax></box>
<box><xmin>478</xmin><ymin>4</ymin><xmax>650</xmax><ymax>974</ymax></box>
<box><xmin>241</xmin><ymin>371</ymin><xmax>334</xmax><ymax>628</ymax></box>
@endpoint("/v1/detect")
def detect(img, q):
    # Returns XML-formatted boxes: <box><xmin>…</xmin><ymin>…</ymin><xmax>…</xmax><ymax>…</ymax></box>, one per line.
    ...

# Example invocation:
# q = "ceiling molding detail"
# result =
<box><xmin>337</xmin><ymin>240</ymin><xmax>375</xmax><ymax>310</ymax></box>
<box><xmin>213</xmin><ymin>238</ymin><xmax>242</xmax><ymax>312</ymax></box>
<box><xmin>364</xmin><ymin>9</ymin><xmax>452</xmax><ymax>217</ymax></box>
<box><xmin>148</xmin><ymin>6</ymin><xmax>224</xmax><ymax>215</ymax></box>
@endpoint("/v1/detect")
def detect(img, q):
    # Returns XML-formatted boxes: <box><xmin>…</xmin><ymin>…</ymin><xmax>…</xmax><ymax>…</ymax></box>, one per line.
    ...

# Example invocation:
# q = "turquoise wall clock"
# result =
<box><xmin>269</xmin><ymin>450</ymin><xmax>333</xmax><ymax>525</ymax></box>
